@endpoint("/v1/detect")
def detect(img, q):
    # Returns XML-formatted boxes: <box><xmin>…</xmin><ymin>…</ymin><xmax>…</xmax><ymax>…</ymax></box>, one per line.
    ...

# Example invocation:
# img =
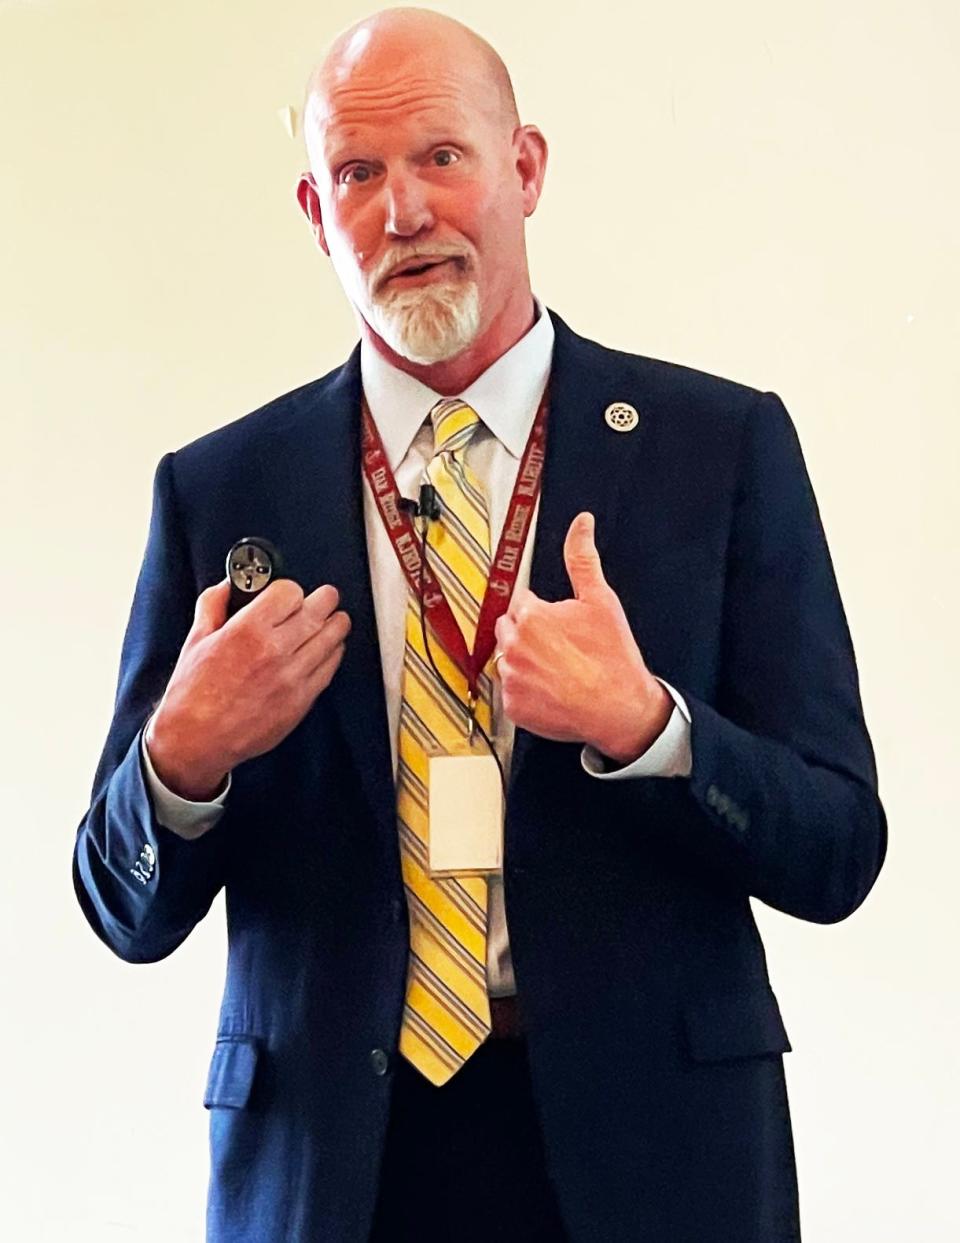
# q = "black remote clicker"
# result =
<box><xmin>225</xmin><ymin>537</ymin><xmax>286</xmax><ymax>616</ymax></box>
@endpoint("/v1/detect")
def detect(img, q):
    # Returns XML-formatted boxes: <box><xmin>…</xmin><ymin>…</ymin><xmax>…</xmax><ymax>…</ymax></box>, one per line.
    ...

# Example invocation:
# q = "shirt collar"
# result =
<box><xmin>360</xmin><ymin>298</ymin><xmax>555</xmax><ymax>470</ymax></box>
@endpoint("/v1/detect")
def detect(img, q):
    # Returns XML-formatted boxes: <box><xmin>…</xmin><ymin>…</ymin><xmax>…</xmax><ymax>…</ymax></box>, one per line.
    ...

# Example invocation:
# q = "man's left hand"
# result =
<box><xmin>494</xmin><ymin>511</ymin><xmax>672</xmax><ymax>765</ymax></box>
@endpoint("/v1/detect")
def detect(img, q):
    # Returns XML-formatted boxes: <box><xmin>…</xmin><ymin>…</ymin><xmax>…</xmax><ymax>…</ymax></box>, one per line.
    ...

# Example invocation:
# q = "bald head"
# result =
<box><xmin>303</xmin><ymin>7</ymin><xmax>519</xmax><ymax>163</ymax></box>
<box><xmin>295</xmin><ymin>5</ymin><xmax>548</xmax><ymax>387</ymax></box>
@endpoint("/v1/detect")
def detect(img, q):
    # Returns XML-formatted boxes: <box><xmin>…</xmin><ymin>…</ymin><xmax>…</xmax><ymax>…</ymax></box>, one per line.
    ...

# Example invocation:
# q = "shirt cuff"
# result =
<box><xmin>140</xmin><ymin>726</ymin><xmax>231</xmax><ymax>840</ymax></box>
<box><xmin>581</xmin><ymin>678</ymin><xmax>692</xmax><ymax>780</ymax></box>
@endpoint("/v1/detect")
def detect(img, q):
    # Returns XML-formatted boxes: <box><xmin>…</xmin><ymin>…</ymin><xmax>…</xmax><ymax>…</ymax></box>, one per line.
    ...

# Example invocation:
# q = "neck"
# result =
<box><xmin>360</xmin><ymin>287</ymin><xmax>537</xmax><ymax>395</ymax></box>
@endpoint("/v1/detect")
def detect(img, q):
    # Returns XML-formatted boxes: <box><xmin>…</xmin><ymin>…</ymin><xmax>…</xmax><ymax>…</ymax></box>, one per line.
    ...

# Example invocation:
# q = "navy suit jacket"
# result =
<box><xmin>74</xmin><ymin>311</ymin><xmax>886</xmax><ymax>1242</ymax></box>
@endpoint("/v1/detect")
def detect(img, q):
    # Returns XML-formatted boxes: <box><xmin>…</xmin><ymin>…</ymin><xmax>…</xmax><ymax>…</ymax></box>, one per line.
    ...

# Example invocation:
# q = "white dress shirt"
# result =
<box><xmin>141</xmin><ymin>301</ymin><xmax>692</xmax><ymax>997</ymax></box>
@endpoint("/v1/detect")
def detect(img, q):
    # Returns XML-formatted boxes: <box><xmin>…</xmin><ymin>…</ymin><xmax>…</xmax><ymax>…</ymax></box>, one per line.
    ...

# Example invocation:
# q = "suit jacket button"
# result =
<box><xmin>706</xmin><ymin>784</ymin><xmax>719</xmax><ymax>807</ymax></box>
<box><xmin>370</xmin><ymin>1048</ymin><xmax>390</xmax><ymax>1076</ymax></box>
<box><xmin>390</xmin><ymin>898</ymin><xmax>404</xmax><ymax>924</ymax></box>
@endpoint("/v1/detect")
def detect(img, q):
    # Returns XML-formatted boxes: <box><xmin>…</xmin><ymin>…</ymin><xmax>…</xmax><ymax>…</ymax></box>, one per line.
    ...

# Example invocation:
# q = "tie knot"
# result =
<box><xmin>429</xmin><ymin>397</ymin><xmax>481</xmax><ymax>456</ymax></box>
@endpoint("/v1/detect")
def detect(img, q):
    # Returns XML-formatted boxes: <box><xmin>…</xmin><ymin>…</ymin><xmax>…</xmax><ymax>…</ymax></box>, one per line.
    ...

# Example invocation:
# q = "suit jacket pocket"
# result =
<box><xmin>683</xmin><ymin>987</ymin><xmax>792</xmax><ymax>1062</ymax></box>
<box><xmin>203</xmin><ymin>1036</ymin><xmax>260</xmax><ymax>1109</ymax></box>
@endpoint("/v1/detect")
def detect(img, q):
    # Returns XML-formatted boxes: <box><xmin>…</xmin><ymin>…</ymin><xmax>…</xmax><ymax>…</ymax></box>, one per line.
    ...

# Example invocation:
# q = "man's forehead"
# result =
<box><xmin>311</xmin><ymin>67</ymin><xmax>493</xmax><ymax>126</ymax></box>
<box><xmin>310</xmin><ymin>77</ymin><xmax>495</xmax><ymax>159</ymax></box>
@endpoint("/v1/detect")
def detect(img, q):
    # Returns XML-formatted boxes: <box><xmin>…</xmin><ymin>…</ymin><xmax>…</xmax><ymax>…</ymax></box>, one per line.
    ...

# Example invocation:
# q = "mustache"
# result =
<box><xmin>369</xmin><ymin>243</ymin><xmax>471</xmax><ymax>292</ymax></box>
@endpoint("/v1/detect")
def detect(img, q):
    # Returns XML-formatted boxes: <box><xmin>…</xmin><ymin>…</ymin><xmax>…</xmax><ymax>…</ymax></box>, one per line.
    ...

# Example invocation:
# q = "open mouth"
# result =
<box><xmin>388</xmin><ymin>256</ymin><xmax>459</xmax><ymax>281</ymax></box>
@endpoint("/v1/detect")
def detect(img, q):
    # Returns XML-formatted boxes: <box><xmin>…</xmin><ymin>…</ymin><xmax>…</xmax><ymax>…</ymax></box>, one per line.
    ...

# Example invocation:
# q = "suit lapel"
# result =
<box><xmin>274</xmin><ymin>348</ymin><xmax>398</xmax><ymax>838</ymax></box>
<box><xmin>508</xmin><ymin>310</ymin><xmax>655</xmax><ymax>790</ymax></box>
<box><xmin>529</xmin><ymin>311</ymin><xmax>651</xmax><ymax>599</ymax></box>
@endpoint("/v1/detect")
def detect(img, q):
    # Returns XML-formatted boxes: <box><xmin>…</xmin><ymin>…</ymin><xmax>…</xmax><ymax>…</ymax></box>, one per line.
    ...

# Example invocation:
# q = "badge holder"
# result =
<box><xmin>425</xmin><ymin>730</ymin><xmax>504</xmax><ymax>879</ymax></box>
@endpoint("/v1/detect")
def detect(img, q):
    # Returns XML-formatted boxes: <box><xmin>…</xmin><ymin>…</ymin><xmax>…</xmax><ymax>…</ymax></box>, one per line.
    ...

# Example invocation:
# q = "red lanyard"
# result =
<box><xmin>360</xmin><ymin>388</ymin><xmax>549</xmax><ymax>699</ymax></box>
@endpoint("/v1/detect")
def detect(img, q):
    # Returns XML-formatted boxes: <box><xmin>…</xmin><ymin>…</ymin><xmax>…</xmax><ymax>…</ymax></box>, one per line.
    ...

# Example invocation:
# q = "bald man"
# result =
<box><xmin>73</xmin><ymin>8</ymin><xmax>886</xmax><ymax>1242</ymax></box>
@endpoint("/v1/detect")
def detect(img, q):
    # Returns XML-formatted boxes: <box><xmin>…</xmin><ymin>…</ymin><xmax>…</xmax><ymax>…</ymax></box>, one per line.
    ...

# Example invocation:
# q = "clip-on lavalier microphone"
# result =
<box><xmin>398</xmin><ymin>483</ymin><xmax>441</xmax><ymax>521</ymax></box>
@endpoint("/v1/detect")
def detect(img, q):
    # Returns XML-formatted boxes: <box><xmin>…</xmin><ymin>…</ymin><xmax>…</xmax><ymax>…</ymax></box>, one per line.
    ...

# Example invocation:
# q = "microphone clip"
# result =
<box><xmin>399</xmin><ymin>483</ymin><xmax>441</xmax><ymax>522</ymax></box>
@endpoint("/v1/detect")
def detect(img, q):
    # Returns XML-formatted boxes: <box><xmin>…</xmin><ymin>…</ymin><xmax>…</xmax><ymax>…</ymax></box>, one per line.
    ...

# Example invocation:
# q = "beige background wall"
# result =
<box><xmin>2</xmin><ymin>0</ymin><xmax>957</xmax><ymax>1238</ymax></box>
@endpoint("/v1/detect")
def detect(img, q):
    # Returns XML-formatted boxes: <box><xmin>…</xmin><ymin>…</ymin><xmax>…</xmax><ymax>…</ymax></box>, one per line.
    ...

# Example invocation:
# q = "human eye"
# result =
<box><xmin>431</xmin><ymin>148</ymin><xmax>461</xmax><ymax>168</ymax></box>
<box><xmin>338</xmin><ymin>162</ymin><xmax>375</xmax><ymax>186</ymax></box>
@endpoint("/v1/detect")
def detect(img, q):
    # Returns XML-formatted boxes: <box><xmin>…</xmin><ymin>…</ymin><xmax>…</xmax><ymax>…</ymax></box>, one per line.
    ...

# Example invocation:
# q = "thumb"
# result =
<box><xmin>563</xmin><ymin>511</ymin><xmax>607</xmax><ymax>602</ymax></box>
<box><xmin>190</xmin><ymin>577</ymin><xmax>231</xmax><ymax>639</ymax></box>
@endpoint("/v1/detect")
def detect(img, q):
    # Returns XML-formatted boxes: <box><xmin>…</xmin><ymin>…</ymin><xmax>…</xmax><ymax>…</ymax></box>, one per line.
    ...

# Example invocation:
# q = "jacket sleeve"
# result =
<box><xmin>72</xmin><ymin>452</ymin><xmax>229</xmax><ymax>962</ymax></box>
<box><xmin>674</xmin><ymin>391</ymin><xmax>886</xmax><ymax>924</ymax></box>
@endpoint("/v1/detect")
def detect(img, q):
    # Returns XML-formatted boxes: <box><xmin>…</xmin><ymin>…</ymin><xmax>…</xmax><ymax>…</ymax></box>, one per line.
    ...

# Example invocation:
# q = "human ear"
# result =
<box><xmin>514</xmin><ymin>126</ymin><xmax>548</xmax><ymax>218</ymax></box>
<box><xmin>296</xmin><ymin>172</ymin><xmax>330</xmax><ymax>255</ymax></box>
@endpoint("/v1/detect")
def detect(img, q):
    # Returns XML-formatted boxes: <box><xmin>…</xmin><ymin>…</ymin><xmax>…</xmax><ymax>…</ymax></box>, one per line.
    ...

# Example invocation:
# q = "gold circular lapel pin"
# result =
<box><xmin>604</xmin><ymin>401</ymin><xmax>639</xmax><ymax>432</ymax></box>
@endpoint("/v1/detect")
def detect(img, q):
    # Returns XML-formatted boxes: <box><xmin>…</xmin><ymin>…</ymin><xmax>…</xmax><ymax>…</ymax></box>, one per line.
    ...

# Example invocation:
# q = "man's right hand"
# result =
<box><xmin>144</xmin><ymin>577</ymin><xmax>351</xmax><ymax>801</ymax></box>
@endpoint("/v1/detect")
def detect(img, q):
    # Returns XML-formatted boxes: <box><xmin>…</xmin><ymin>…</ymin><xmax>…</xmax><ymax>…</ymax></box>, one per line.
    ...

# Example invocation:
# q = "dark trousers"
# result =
<box><xmin>369</xmin><ymin>1036</ymin><xmax>569</xmax><ymax>1242</ymax></box>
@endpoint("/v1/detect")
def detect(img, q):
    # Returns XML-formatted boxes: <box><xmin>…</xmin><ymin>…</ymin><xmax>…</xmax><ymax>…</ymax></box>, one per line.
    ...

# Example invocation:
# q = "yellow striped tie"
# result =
<box><xmin>396</xmin><ymin>397</ymin><xmax>496</xmax><ymax>1086</ymax></box>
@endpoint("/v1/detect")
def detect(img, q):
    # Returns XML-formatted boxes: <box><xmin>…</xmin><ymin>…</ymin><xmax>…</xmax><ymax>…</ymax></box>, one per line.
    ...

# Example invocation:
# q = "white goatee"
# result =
<box><xmin>368</xmin><ymin>281</ymin><xmax>481</xmax><ymax>364</ymax></box>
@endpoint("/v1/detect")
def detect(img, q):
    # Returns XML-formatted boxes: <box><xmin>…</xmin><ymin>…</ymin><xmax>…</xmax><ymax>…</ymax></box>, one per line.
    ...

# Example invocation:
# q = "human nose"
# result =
<box><xmin>383</xmin><ymin>169</ymin><xmax>434</xmax><ymax>238</ymax></box>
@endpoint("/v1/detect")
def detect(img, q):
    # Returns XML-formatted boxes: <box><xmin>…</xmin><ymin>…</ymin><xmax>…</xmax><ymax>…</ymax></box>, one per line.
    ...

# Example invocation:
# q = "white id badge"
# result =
<box><xmin>427</xmin><ymin>752</ymin><xmax>503</xmax><ymax>877</ymax></box>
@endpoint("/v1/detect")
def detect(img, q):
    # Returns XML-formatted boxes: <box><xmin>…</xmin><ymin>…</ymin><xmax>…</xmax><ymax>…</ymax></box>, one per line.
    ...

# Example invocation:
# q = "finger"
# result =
<box><xmin>241</xmin><ymin>577</ymin><xmax>305</xmax><ymax>626</ymax></box>
<box><xmin>300</xmin><ymin>582</ymin><xmax>341</xmax><ymax>626</ymax></box>
<box><xmin>563</xmin><ymin>511</ymin><xmax>608</xmax><ymax>602</ymax></box>
<box><xmin>268</xmin><ymin>583</ymin><xmax>341</xmax><ymax>655</ymax></box>
<box><xmin>304</xmin><ymin>637</ymin><xmax>347</xmax><ymax>691</ymax></box>
<box><xmin>290</xmin><ymin>607</ymin><xmax>351</xmax><ymax>665</ymax></box>
<box><xmin>275</xmin><ymin>582</ymin><xmax>339</xmax><ymax>647</ymax></box>
<box><xmin>507</xmin><ymin>585</ymin><xmax>537</xmax><ymax>621</ymax></box>
<box><xmin>292</xmin><ymin>607</ymin><xmax>351</xmax><ymax>658</ymax></box>
<box><xmin>191</xmin><ymin>578</ymin><xmax>231</xmax><ymax>639</ymax></box>
<box><xmin>496</xmin><ymin>612</ymin><xmax>518</xmax><ymax>653</ymax></box>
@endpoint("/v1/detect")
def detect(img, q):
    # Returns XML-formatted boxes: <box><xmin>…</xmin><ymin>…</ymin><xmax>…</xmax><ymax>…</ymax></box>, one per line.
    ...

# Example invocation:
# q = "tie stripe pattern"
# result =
<box><xmin>396</xmin><ymin>398</ymin><xmax>495</xmax><ymax>1086</ymax></box>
